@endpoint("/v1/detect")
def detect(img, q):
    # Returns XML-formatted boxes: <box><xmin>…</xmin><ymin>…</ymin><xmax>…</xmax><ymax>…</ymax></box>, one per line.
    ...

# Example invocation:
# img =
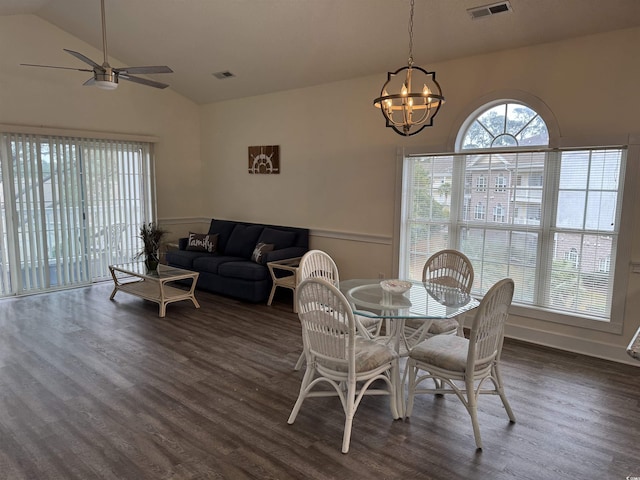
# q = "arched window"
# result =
<box><xmin>565</xmin><ymin>247</ymin><xmax>579</xmax><ymax>268</ymax></box>
<box><xmin>400</xmin><ymin>97</ymin><xmax>626</xmax><ymax>324</ymax></box>
<box><xmin>461</xmin><ymin>102</ymin><xmax>549</xmax><ymax>150</ymax></box>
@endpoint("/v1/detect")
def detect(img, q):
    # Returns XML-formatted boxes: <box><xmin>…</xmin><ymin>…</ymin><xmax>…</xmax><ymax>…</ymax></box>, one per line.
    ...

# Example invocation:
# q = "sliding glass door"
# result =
<box><xmin>0</xmin><ymin>132</ymin><xmax>155</xmax><ymax>297</ymax></box>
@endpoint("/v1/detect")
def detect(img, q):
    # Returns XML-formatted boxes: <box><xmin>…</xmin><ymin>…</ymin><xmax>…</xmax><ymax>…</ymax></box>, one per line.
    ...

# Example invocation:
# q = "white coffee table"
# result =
<box><xmin>109</xmin><ymin>262</ymin><xmax>200</xmax><ymax>317</ymax></box>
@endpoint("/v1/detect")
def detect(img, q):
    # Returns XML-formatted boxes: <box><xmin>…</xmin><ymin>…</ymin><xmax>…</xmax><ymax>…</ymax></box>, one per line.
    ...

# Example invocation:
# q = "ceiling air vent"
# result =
<box><xmin>213</xmin><ymin>71</ymin><xmax>236</xmax><ymax>80</ymax></box>
<box><xmin>467</xmin><ymin>1</ymin><xmax>512</xmax><ymax>20</ymax></box>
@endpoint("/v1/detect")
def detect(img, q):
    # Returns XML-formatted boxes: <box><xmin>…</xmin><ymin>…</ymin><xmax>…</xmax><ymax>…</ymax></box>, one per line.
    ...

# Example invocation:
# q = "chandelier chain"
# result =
<box><xmin>408</xmin><ymin>0</ymin><xmax>415</xmax><ymax>66</ymax></box>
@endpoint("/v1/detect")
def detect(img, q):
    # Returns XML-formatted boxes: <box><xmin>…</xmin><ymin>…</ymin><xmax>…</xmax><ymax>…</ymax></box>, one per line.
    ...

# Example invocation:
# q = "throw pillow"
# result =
<box><xmin>186</xmin><ymin>232</ymin><xmax>218</xmax><ymax>253</ymax></box>
<box><xmin>251</xmin><ymin>242</ymin><xmax>275</xmax><ymax>264</ymax></box>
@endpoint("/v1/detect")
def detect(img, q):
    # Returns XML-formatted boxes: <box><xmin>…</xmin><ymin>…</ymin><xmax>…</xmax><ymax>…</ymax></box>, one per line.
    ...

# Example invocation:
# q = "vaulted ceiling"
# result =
<box><xmin>3</xmin><ymin>0</ymin><xmax>640</xmax><ymax>104</ymax></box>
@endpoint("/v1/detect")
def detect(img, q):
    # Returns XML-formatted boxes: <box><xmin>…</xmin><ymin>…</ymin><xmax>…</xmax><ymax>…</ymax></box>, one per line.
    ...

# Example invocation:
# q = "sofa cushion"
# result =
<box><xmin>186</xmin><ymin>232</ymin><xmax>218</xmax><ymax>253</ymax></box>
<box><xmin>251</xmin><ymin>242</ymin><xmax>274</xmax><ymax>264</ymax></box>
<box><xmin>225</xmin><ymin>224</ymin><xmax>264</xmax><ymax>258</ymax></box>
<box><xmin>207</xmin><ymin>220</ymin><xmax>239</xmax><ymax>254</ymax></box>
<box><xmin>165</xmin><ymin>250</ymin><xmax>205</xmax><ymax>270</ymax></box>
<box><xmin>257</xmin><ymin>227</ymin><xmax>297</xmax><ymax>250</ymax></box>
<box><xmin>192</xmin><ymin>255</ymin><xmax>243</xmax><ymax>275</ymax></box>
<box><xmin>218</xmin><ymin>261</ymin><xmax>270</xmax><ymax>281</ymax></box>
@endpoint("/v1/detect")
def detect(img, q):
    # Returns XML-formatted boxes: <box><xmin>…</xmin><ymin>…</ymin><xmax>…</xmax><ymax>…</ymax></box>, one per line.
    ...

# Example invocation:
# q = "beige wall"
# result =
<box><xmin>0</xmin><ymin>14</ymin><xmax>203</xmax><ymax>231</ymax></box>
<box><xmin>200</xmin><ymin>27</ymin><xmax>640</xmax><ymax>365</ymax></box>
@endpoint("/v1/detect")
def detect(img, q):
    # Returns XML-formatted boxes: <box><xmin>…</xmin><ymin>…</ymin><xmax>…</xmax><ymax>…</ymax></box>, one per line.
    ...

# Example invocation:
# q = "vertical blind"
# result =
<box><xmin>0</xmin><ymin>132</ymin><xmax>154</xmax><ymax>297</ymax></box>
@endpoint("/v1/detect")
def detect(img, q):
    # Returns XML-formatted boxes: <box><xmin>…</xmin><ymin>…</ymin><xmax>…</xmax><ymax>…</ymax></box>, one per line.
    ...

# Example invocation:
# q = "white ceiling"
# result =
<box><xmin>3</xmin><ymin>0</ymin><xmax>640</xmax><ymax>105</ymax></box>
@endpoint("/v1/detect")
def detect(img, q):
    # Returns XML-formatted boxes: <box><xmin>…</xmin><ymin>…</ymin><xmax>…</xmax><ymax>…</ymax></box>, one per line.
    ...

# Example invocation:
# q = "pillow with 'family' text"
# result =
<box><xmin>186</xmin><ymin>232</ymin><xmax>218</xmax><ymax>253</ymax></box>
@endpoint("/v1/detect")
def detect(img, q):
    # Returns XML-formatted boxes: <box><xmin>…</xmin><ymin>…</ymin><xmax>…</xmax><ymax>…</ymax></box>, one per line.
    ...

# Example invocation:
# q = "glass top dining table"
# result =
<box><xmin>340</xmin><ymin>278</ymin><xmax>479</xmax><ymax>321</ymax></box>
<box><xmin>339</xmin><ymin>279</ymin><xmax>480</xmax><ymax>416</ymax></box>
<box><xmin>339</xmin><ymin>279</ymin><xmax>480</xmax><ymax>355</ymax></box>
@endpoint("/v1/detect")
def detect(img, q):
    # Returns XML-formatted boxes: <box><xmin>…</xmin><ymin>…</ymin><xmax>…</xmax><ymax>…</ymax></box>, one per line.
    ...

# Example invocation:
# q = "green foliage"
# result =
<box><xmin>411</xmin><ymin>165</ymin><xmax>446</xmax><ymax>220</ymax></box>
<box><xmin>136</xmin><ymin>222</ymin><xmax>167</xmax><ymax>259</ymax></box>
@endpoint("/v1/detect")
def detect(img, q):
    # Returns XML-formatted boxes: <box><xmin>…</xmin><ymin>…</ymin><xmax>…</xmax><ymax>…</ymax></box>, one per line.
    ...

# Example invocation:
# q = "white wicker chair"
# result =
<box><xmin>404</xmin><ymin>249</ymin><xmax>474</xmax><ymax>347</ymax></box>
<box><xmin>288</xmin><ymin>278</ymin><xmax>400</xmax><ymax>453</ymax></box>
<box><xmin>405</xmin><ymin>278</ymin><xmax>516</xmax><ymax>450</ymax></box>
<box><xmin>293</xmin><ymin>250</ymin><xmax>382</xmax><ymax>370</ymax></box>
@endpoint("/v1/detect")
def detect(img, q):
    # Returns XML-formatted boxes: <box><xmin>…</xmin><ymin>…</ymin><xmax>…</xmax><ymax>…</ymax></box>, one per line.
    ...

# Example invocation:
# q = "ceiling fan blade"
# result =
<box><xmin>20</xmin><ymin>63</ymin><xmax>93</xmax><ymax>72</ymax></box>
<box><xmin>64</xmin><ymin>49</ymin><xmax>103</xmax><ymax>70</ymax></box>
<box><xmin>119</xmin><ymin>74</ymin><xmax>169</xmax><ymax>89</ymax></box>
<box><xmin>115</xmin><ymin>66</ymin><xmax>173</xmax><ymax>75</ymax></box>
<box><xmin>83</xmin><ymin>77</ymin><xmax>96</xmax><ymax>86</ymax></box>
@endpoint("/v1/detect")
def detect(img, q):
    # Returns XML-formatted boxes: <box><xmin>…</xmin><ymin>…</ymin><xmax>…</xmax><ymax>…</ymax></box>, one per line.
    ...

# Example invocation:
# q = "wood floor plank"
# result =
<box><xmin>0</xmin><ymin>283</ymin><xmax>638</xmax><ymax>479</ymax></box>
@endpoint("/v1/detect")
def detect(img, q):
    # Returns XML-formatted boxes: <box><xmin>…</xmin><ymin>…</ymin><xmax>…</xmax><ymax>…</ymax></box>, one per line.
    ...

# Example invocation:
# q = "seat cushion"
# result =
<box><xmin>404</xmin><ymin>318</ymin><xmax>458</xmax><ymax>335</ymax></box>
<box><xmin>317</xmin><ymin>337</ymin><xmax>398</xmax><ymax>373</ymax></box>
<box><xmin>218</xmin><ymin>260</ymin><xmax>270</xmax><ymax>281</ymax></box>
<box><xmin>165</xmin><ymin>250</ymin><xmax>207</xmax><ymax>269</ymax></box>
<box><xmin>409</xmin><ymin>334</ymin><xmax>469</xmax><ymax>372</ymax></box>
<box><xmin>428</xmin><ymin>318</ymin><xmax>459</xmax><ymax>335</ymax></box>
<box><xmin>192</xmin><ymin>255</ymin><xmax>243</xmax><ymax>275</ymax></box>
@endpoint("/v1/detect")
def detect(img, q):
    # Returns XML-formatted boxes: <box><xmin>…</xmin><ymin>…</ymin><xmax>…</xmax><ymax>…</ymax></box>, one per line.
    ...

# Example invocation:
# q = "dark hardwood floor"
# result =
<box><xmin>0</xmin><ymin>283</ymin><xmax>638</xmax><ymax>480</ymax></box>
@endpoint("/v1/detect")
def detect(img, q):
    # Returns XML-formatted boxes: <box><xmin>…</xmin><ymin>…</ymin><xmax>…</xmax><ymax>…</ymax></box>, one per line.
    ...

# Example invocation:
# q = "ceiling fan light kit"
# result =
<box><xmin>373</xmin><ymin>0</ymin><xmax>445</xmax><ymax>136</ymax></box>
<box><xmin>92</xmin><ymin>69</ymin><xmax>119</xmax><ymax>90</ymax></box>
<box><xmin>21</xmin><ymin>0</ymin><xmax>172</xmax><ymax>91</ymax></box>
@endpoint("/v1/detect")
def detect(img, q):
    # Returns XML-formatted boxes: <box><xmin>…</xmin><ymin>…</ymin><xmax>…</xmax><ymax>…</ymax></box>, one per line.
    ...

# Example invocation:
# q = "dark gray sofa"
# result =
<box><xmin>166</xmin><ymin>219</ymin><xmax>309</xmax><ymax>303</ymax></box>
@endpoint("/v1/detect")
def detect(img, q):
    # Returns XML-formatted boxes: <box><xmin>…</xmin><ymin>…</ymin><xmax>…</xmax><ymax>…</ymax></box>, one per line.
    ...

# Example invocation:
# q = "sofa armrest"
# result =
<box><xmin>263</xmin><ymin>247</ymin><xmax>307</xmax><ymax>264</ymax></box>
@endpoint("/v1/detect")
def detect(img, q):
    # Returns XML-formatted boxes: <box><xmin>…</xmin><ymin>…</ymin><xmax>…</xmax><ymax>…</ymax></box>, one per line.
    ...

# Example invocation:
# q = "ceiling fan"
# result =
<box><xmin>21</xmin><ymin>0</ymin><xmax>172</xmax><ymax>90</ymax></box>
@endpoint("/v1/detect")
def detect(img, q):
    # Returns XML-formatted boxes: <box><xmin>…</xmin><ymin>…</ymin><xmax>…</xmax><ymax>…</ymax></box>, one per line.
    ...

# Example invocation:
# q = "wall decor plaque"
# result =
<box><xmin>248</xmin><ymin>145</ymin><xmax>280</xmax><ymax>174</ymax></box>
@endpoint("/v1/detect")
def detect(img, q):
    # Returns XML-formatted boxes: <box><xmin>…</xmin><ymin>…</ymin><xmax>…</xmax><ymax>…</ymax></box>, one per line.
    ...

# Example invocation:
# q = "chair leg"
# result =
<box><xmin>293</xmin><ymin>351</ymin><xmax>306</xmax><ymax>371</ymax></box>
<box><xmin>493</xmin><ymin>364</ymin><xmax>516</xmax><ymax>422</ymax></box>
<box><xmin>341</xmin><ymin>378</ymin><xmax>357</xmax><ymax>453</ymax></box>
<box><xmin>465</xmin><ymin>376</ymin><xmax>483</xmax><ymax>450</ymax></box>
<box><xmin>287</xmin><ymin>365</ymin><xmax>315</xmax><ymax>424</ymax></box>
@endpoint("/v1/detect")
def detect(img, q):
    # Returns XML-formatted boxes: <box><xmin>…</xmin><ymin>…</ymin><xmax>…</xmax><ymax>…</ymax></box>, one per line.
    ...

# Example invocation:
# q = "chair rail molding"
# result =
<box><xmin>310</xmin><ymin>229</ymin><xmax>392</xmax><ymax>245</ymax></box>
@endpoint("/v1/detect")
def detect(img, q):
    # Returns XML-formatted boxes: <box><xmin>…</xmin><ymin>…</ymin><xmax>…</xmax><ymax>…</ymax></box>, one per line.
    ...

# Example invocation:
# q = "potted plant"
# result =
<box><xmin>135</xmin><ymin>222</ymin><xmax>167</xmax><ymax>271</ymax></box>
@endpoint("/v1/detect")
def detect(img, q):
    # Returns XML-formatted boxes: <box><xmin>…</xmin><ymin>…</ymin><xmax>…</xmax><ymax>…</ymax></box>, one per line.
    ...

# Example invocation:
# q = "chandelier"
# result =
<box><xmin>373</xmin><ymin>0</ymin><xmax>445</xmax><ymax>136</ymax></box>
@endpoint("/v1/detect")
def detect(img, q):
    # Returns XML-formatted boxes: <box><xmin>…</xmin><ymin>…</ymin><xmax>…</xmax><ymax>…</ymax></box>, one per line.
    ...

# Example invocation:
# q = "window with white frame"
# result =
<box><xmin>493</xmin><ymin>203</ymin><xmax>505</xmax><ymax>222</ymax></box>
<box><xmin>565</xmin><ymin>247</ymin><xmax>579</xmax><ymax>268</ymax></box>
<box><xmin>598</xmin><ymin>256</ymin><xmax>611</xmax><ymax>273</ymax></box>
<box><xmin>476</xmin><ymin>175</ymin><xmax>486</xmax><ymax>191</ymax></box>
<box><xmin>0</xmin><ymin>132</ymin><xmax>156</xmax><ymax>297</ymax></box>
<box><xmin>495</xmin><ymin>174</ymin><xmax>506</xmax><ymax>192</ymax></box>
<box><xmin>399</xmin><ymin>101</ymin><xmax>626</xmax><ymax>323</ymax></box>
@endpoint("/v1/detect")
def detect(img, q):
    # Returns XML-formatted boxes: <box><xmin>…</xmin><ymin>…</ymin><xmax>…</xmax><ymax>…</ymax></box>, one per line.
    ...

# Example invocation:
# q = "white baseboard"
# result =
<box><xmin>505</xmin><ymin>323</ymin><xmax>639</xmax><ymax>367</ymax></box>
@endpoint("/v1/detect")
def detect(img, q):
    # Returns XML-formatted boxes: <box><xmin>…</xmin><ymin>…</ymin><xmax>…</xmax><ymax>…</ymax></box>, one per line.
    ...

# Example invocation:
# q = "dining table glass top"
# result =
<box><xmin>339</xmin><ymin>279</ymin><xmax>480</xmax><ymax>320</ymax></box>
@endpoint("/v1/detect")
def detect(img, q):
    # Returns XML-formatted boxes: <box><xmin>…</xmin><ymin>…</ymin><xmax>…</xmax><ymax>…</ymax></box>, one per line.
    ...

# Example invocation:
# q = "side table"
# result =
<box><xmin>267</xmin><ymin>257</ymin><xmax>301</xmax><ymax>312</ymax></box>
